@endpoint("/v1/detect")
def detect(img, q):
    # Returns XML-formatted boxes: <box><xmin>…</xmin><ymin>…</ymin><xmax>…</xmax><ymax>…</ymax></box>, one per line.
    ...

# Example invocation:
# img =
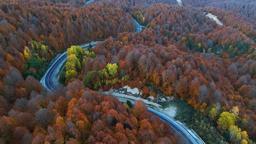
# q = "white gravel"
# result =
<box><xmin>206</xmin><ymin>13</ymin><xmax>223</xmax><ymax>26</ymax></box>
<box><xmin>162</xmin><ymin>106</ymin><xmax>177</xmax><ymax>118</ymax></box>
<box><xmin>123</xmin><ymin>85</ymin><xmax>142</xmax><ymax>95</ymax></box>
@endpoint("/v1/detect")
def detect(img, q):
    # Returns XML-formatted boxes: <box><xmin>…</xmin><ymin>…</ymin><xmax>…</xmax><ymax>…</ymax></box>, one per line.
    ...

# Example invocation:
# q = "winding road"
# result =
<box><xmin>40</xmin><ymin>41</ymin><xmax>98</xmax><ymax>91</ymax></box>
<box><xmin>40</xmin><ymin>18</ymin><xmax>204</xmax><ymax>144</ymax></box>
<box><xmin>85</xmin><ymin>0</ymin><xmax>95</xmax><ymax>5</ymax></box>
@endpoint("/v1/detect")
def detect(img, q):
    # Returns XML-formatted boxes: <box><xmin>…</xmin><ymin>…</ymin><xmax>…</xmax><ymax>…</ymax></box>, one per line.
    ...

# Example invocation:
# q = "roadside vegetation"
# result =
<box><xmin>172</xmin><ymin>99</ymin><xmax>254</xmax><ymax>144</ymax></box>
<box><xmin>23</xmin><ymin>41</ymin><xmax>53</xmax><ymax>79</ymax></box>
<box><xmin>83</xmin><ymin>63</ymin><xmax>129</xmax><ymax>90</ymax></box>
<box><xmin>170</xmin><ymin>100</ymin><xmax>228</xmax><ymax>144</ymax></box>
<box><xmin>60</xmin><ymin>45</ymin><xmax>96</xmax><ymax>83</ymax></box>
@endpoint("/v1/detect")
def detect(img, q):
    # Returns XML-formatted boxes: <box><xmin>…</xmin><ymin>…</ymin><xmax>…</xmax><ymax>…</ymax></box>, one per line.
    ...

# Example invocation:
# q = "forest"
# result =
<box><xmin>0</xmin><ymin>80</ymin><xmax>182</xmax><ymax>143</ymax></box>
<box><xmin>71</xmin><ymin>3</ymin><xmax>256</xmax><ymax>143</ymax></box>
<box><xmin>0</xmin><ymin>0</ymin><xmax>136</xmax><ymax>107</ymax></box>
<box><xmin>0</xmin><ymin>0</ymin><xmax>256</xmax><ymax>144</ymax></box>
<box><xmin>0</xmin><ymin>1</ymin><xmax>183</xmax><ymax>143</ymax></box>
<box><xmin>77</xmin><ymin>28</ymin><xmax>256</xmax><ymax>142</ymax></box>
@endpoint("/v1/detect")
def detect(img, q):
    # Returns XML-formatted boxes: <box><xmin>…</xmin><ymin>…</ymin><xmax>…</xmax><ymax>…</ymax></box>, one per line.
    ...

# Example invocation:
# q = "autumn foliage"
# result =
<box><xmin>79</xmin><ymin>6</ymin><xmax>256</xmax><ymax>139</ymax></box>
<box><xmin>1</xmin><ymin>0</ymin><xmax>256</xmax><ymax>143</ymax></box>
<box><xmin>0</xmin><ymin>0</ymin><xmax>134</xmax><ymax>111</ymax></box>
<box><xmin>0</xmin><ymin>80</ymin><xmax>182</xmax><ymax>143</ymax></box>
<box><xmin>0</xmin><ymin>1</ymin><xmax>134</xmax><ymax>73</ymax></box>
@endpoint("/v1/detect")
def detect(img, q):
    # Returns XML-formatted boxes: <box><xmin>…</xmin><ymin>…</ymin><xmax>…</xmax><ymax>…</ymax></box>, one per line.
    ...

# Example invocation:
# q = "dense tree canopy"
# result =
<box><xmin>78</xmin><ymin>20</ymin><xmax>256</xmax><ymax>141</ymax></box>
<box><xmin>0</xmin><ymin>0</ymin><xmax>256</xmax><ymax>143</ymax></box>
<box><xmin>0</xmin><ymin>80</ymin><xmax>183</xmax><ymax>143</ymax></box>
<box><xmin>0</xmin><ymin>0</ymin><xmax>134</xmax><ymax>114</ymax></box>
